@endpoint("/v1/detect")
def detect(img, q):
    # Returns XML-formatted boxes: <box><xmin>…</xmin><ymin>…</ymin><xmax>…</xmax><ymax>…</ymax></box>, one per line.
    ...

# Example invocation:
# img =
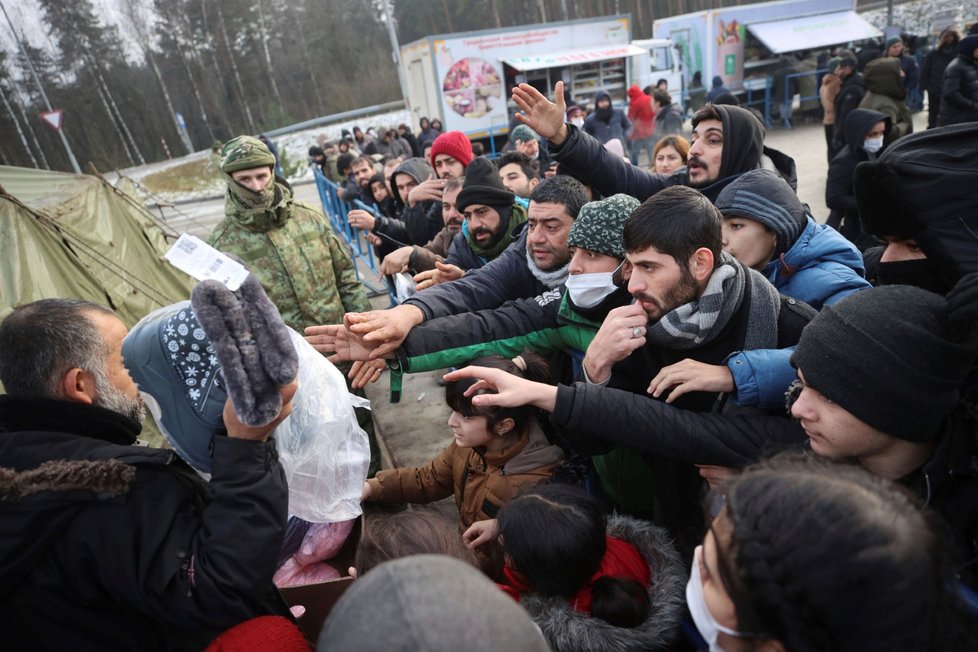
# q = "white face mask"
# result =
<box><xmin>570</xmin><ymin>117</ymin><xmax>585</xmax><ymax>129</ymax></box>
<box><xmin>564</xmin><ymin>264</ymin><xmax>621</xmax><ymax>309</ymax></box>
<box><xmin>863</xmin><ymin>136</ymin><xmax>884</xmax><ymax>153</ymax></box>
<box><xmin>686</xmin><ymin>545</ymin><xmax>750</xmax><ymax>652</ymax></box>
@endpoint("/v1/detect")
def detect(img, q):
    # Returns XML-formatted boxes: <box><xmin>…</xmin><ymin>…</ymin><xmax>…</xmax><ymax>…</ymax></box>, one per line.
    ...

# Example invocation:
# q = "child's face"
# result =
<box><xmin>371</xmin><ymin>181</ymin><xmax>388</xmax><ymax>203</ymax></box>
<box><xmin>447</xmin><ymin>411</ymin><xmax>494</xmax><ymax>449</ymax></box>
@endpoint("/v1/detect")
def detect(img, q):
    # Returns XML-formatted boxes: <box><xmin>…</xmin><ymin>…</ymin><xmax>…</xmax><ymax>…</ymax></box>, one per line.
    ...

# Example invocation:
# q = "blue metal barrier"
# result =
<box><xmin>780</xmin><ymin>68</ymin><xmax>829</xmax><ymax>129</ymax></box>
<box><xmin>743</xmin><ymin>77</ymin><xmax>772</xmax><ymax>127</ymax></box>
<box><xmin>311</xmin><ymin>167</ymin><xmax>393</xmax><ymax>299</ymax></box>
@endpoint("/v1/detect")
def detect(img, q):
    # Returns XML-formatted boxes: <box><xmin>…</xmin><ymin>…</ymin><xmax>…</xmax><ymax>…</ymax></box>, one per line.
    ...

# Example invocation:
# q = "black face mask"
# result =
<box><xmin>877</xmin><ymin>259</ymin><xmax>951</xmax><ymax>295</ymax></box>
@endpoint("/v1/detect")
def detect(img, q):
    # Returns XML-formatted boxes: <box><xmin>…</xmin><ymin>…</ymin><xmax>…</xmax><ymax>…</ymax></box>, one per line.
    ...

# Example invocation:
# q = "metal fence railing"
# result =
<box><xmin>311</xmin><ymin>167</ymin><xmax>393</xmax><ymax>300</ymax></box>
<box><xmin>779</xmin><ymin>68</ymin><xmax>829</xmax><ymax>129</ymax></box>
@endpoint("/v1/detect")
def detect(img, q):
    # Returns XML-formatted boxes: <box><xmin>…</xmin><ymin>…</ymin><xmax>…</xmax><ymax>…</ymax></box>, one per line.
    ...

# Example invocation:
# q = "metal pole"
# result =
<box><xmin>381</xmin><ymin>0</ymin><xmax>409</xmax><ymax>109</ymax></box>
<box><xmin>0</xmin><ymin>0</ymin><xmax>82</xmax><ymax>173</ymax></box>
<box><xmin>887</xmin><ymin>0</ymin><xmax>894</xmax><ymax>27</ymax></box>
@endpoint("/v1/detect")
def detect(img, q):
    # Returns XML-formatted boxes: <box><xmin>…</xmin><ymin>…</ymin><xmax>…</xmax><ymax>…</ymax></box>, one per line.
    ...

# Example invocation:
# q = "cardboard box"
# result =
<box><xmin>280</xmin><ymin>516</ymin><xmax>362</xmax><ymax>645</ymax></box>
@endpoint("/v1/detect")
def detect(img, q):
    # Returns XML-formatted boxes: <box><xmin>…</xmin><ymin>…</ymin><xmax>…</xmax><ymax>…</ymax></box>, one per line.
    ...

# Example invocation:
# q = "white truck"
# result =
<box><xmin>399</xmin><ymin>15</ymin><xmax>682</xmax><ymax>144</ymax></box>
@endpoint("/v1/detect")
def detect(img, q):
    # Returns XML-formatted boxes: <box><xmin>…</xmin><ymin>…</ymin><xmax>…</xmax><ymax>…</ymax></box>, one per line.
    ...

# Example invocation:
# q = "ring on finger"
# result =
<box><xmin>631</xmin><ymin>326</ymin><xmax>645</xmax><ymax>339</ymax></box>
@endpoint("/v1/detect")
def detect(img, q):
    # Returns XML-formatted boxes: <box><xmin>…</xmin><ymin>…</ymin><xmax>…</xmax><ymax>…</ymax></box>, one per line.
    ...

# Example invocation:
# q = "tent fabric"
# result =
<box><xmin>0</xmin><ymin>165</ymin><xmax>193</xmax><ymax>327</ymax></box>
<box><xmin>747</xmin><ymin>11</ymin><xmax>882</xmax><ymax>55</ymax></box>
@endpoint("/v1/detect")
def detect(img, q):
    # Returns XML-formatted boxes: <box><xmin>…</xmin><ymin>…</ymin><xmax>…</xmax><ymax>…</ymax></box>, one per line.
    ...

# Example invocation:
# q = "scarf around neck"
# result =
<box><xmin>499</xmin><ymin>535</ymin><xmax>650</xmax><ymax>615</ymax></box>
<box><xmin>645</xmin><ymin>252</ymin><xmax>781</xmax><ymax>351</ymax></box>
<box><xmin>224</xmin><ymin>174</ymin><xmax>294</xmax><ymax>233</ymax></box>
<box><xmin>464</xmin><ymin>203</ymin><xmax>527</xmax><ymax>262</ymax></box>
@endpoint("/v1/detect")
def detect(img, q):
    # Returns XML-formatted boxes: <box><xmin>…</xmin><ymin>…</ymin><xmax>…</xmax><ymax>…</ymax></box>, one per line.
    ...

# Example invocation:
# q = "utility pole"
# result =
<box><xmin>381</xmin><ymin>0</ymin><xmax>409</xmax><ymax>108</ymax></box>
<box><xmin>0</xmin><ymin>0</ymin><xmax>82</xmax><ymax>173</ymax></box>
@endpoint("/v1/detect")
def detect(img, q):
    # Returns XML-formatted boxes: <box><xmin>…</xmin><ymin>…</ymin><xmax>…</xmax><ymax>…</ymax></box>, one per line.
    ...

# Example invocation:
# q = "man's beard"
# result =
<box><xmin>686</xmin><ymin>155</ymin><xmax>711</xmax><ymax>188</ymax></box>
<box><xmin>93</xmin><ymin>366</ymin><xmax>146</xmax><ymax>424</ymax></box>
<box><xmin>633</xmin><ymin>267</ymin><xmax>699</xmax><ymax>323</ymax></box>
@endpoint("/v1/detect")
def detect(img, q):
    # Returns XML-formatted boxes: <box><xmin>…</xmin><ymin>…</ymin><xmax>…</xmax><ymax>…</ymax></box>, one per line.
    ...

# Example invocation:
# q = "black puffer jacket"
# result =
<box><xmin>938</xmin><ymin>54</ymin><xmax>978</xmax><ymax>126</ymax></box>
<box><xmin>0</xmin><ymin>397</ymin><xmax>290</xmax><ymax>650</ymax></box>
<box><xmin>550</xmin><ymin>104</ymin><xmax>797</xmax><ymax>203</ymax></box>
<box><xmin>922</xmin><ymin>39</ymin><xmax>959</xmax><ymax>97</ymax></box>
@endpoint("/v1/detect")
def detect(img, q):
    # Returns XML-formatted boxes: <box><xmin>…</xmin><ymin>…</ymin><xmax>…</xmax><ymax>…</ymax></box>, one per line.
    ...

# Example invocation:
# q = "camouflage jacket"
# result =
<box><xmin>208</xmin><ymin>179</ymin><xmax>370</xmax><ymax>333</ymax></box>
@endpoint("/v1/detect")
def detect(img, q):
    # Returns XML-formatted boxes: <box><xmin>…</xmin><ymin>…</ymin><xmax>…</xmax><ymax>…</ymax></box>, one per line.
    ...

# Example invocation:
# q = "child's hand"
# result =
<box><xmin>463</xmin><ymin>519</ymin><xmax>499</xmax><ymax>549</ymax></box>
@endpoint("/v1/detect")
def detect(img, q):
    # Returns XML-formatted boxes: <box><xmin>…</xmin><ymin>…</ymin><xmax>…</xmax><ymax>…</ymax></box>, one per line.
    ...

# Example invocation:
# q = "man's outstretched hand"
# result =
<box><xmin>512</xmin><ymin>80</ymin><xmax>570</xmax><ymax>146</ymax></box>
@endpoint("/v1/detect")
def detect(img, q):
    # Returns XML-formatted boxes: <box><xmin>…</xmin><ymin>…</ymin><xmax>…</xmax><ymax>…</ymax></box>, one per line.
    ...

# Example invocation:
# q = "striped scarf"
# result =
<box><xmin>645</xmin><ymin>252</ymin><xmax>781</xmax><ymax>351</ymax></box>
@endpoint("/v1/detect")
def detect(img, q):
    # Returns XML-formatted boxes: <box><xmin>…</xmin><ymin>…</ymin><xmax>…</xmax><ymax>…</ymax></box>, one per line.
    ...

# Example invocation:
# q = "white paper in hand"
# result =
<box><xmin>165</xmin><ymin>234</ymin><xmax>249</xmax><ymax>291</ymax></box>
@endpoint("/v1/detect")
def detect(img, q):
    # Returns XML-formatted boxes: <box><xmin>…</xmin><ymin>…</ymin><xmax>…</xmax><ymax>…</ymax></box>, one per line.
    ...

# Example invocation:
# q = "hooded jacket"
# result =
<box><xmin>0</xmin><ymin>396</ymin><xmax>290</xmax><ymax>650</ymax></box>
<box><xmin>858</xmin><ymin>57</ymin><xmax>913</xmax><ymax>145</ymax></box>
<box><xmin>826</xmin><ymin>108</ymin><xmax>891</xmax><ymax>249</ymax></box>
<box><xmin>654</xmin><ymin>102</ymin><xmax>685</xmax><ymax>138</ymax></box>
<box><xmin>937</xmin><ymin>43</ymin><xmax>978</xmax><ymax>126</ymax></box>
<box><xmin>832</xmin><ymin>70</ymin><xmax>866</xmax><ymax>148</ymax></box>
<box><xmin>922</xmin><ymin>33</ymin><xmax>961</xmax><ymax>96</ymax></box>
<box><xmin>208</xmin><ymin>178</ymin><xmax>371</xmax><ymax>333</ymax></box>
<box><xmin>376</xmin><ymin>157</ymin><xmax>443</xmax><ymax>247</ymax></box>
<box><xmin>515</xmin><ymin>515</ymin><xmax>687</xmax><ymax>652</ymax></box>
<box><xmin>583</xmin><ymin>90</ymin><xmax>631</xmax><ymax>144</ymax></box>
<box><xmin>706</xmin><ymin>75</ymin><xmax>729</xmax><ymax>101</ymax></box>
<box><xmin>549</xmin><ymin>104</ymin><xmax>797</xmax><ymax>204</ymax></box>
<box><xmin>626</xmin><ymin>85</ymin><xmax>656</xmax><ymax>141</ymax></box>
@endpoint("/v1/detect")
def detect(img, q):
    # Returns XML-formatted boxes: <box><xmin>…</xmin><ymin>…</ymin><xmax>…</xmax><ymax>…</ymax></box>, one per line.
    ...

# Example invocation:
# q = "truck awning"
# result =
<box><xmin>503</xmin><ymin>44</ymin><xmax>646</xmax><ymax>71</ymax></box>
<box><xmin>747</xmin><ymin>11</ymin><xmax>882</xmax><ymax>54</ymax></box>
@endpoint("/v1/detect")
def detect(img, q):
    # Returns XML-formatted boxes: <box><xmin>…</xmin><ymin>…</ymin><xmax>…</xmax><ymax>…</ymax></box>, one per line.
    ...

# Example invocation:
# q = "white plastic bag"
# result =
<box><xmin>273</xmin><ymin>330</ymin><xmax>371</xmax><ymax>522</ymax></box>
<box><xmin>394</xmin><ymin>272</ymin><xmax>417</xmax><ymax>304</ymax></box>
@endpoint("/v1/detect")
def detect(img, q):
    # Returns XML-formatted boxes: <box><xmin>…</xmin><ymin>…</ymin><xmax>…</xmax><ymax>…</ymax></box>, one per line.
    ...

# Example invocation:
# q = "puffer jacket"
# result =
<box><xmin>858</xmin><ymin>57</ymin><xmax>912</xmax><ymax>145</ymax></box>
<box><xmin>0</xmin><ymin>397</ymin><xmax>291</xmax><ymax>650</ymax></box>
<box><xmin>820</xmin><ymin>72</ymin><xmax>841</xmax><ymax>125</ymax></box>
<box><xmin>938</xmin><ymin>54</ymin><xmax>978</xmax><ymax>126</ymax></box>
<box><xmin>583</xmin><ymin>90</ymin><xmax>631</xmax><ymax>144</ymax></box>
<box><xmin>516</xmin><ymin>516</ymin><xmax>687</xmax><ymax>652</ymax></box>
<box><xmin>366</xmin><ymin>419</ymin><xmax>564</xmax><ymax>530</ymax></box>
<box><xmin>626</xmin><ymin>85</ymin><xmax>656</xmax><ymax>141</ymax></box>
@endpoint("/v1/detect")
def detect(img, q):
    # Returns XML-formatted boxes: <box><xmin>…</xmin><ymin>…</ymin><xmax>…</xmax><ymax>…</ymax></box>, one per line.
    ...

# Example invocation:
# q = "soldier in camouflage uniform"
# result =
<box><xmin>208</xmin><ymin>135</ymin><xmax>382</xmax><ymax>475</ymax></box>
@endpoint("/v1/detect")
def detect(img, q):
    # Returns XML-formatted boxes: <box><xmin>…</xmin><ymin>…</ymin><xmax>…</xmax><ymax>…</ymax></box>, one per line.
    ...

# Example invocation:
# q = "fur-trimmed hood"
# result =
<box><xmin>517</xmin><ymin>515</ymin><xmax>687</xmax><ymax>652</ymax></box>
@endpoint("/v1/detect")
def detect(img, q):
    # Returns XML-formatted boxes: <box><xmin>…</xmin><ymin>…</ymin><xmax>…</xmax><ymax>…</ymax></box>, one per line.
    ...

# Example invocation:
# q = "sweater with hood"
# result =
<box><xmin>549</xmin><ymin>103</ymin><xmax>796</xmax><ymax>204</ymax></box>
<box><xmin>858</xmin><ymin>57</ymin><xmax>912</xmax><ymax>146</ymax></box>
<box><xmin>826</xmin><ymin>108</ymin><xmax>891</xmax><ymax>249</ymax></box>
<box><xmin>938</xmin><ymin>35</ymin><xmax>978</xmax><ymax>127</ymax></box>
<box><xmin>583</xmin><ymin>89</ymin><xmax>631</xmax><ymax>144</ymax></box>
<box><xmin>716</xmin><ymin>169</ymin><xmax>871</xmax><ymax>408</ymax></box>
<box><xmin>832</xmin><ymin>70</ymin><xmax>866</xmax><ymax>148</ymax></box>
<box><xmin>379</xmin><ymin>157</ymin><xmax>445</xmax><ymax>247</ymax></box>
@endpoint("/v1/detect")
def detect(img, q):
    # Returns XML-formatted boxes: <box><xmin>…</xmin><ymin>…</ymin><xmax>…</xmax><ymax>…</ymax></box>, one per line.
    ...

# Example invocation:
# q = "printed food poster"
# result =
<box><xmin>442</xmin><ymin>57</ymin><xmax>503</xmax><ymax>119</ymax></box>
<box><xmin>716</xmin><ymin>18</ymin><xmax>744</xmax><ymax>89</ymax></box>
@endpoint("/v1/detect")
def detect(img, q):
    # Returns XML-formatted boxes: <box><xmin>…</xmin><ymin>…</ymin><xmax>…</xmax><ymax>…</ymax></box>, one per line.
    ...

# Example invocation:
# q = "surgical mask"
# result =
<box><xmin>565</xmin><ymin>263</ymin><xmax>622</xmax><ymax>309</ymax></box>
<box><xmin>863</xmin><ymin>136</ymin><xmax>884</xmax><ymax>153</ymax></box>
<box><xmin>570</xmin><ymin>117</ymin><xmax>585</xmax><ymax>129</ymax></box>
<box><xmin>686</xmin><ymin>545</ymin><xmax>750</xmax><ymax>652</ymax></box>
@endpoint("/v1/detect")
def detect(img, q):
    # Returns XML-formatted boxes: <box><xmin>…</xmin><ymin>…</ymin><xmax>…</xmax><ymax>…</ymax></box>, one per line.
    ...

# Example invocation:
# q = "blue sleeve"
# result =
<box><xmin>727</xmin><ymin>347</ymin><xmax>797</xmax><ymax>410</ymax></box>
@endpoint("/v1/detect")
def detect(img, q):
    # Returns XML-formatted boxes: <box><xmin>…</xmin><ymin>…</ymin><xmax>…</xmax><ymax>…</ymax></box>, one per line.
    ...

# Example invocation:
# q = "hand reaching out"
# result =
<box><xmin>512</xmin><ymin>80</ymin><xmax>570</xmax><ymax>145</ymax></box>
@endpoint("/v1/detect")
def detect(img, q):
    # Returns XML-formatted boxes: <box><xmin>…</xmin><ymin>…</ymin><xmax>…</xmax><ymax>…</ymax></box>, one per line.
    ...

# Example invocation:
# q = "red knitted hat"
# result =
<box><xmin>429</xmin><ymin>131</ymin><xmax>473</xmax><ymax>169</ymax></box>
<box><xmin>205</xmin><ymin>616</ymin><xmax>310</xmax><ymax>651</ymax></box>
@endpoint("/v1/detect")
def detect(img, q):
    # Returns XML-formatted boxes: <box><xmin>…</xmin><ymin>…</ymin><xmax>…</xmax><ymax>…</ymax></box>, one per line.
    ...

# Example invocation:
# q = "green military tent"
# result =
<box><xmin>0</xmin><ymin>165</ymin><xmax>193</xmax><ymax>325</ymax></box>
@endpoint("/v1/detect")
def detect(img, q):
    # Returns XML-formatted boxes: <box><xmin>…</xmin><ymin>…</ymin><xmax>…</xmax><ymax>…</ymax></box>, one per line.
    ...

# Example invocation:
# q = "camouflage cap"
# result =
<box><xmin>568</xmin><ymin>193</ymin><xmax>640</xmax><ymax>259</ymax></box>
<box><xmin>221</xmin><ymin>135</ymin><xmax>276</xmax><ymax>174</ymax></box>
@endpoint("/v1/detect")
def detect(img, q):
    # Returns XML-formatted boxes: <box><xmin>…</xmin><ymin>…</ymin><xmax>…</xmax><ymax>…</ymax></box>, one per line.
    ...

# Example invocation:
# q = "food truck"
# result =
<box><xmin>399</xmin><ymin>15</ymin><xmax>682</xmax><ymax>141</ymax></box>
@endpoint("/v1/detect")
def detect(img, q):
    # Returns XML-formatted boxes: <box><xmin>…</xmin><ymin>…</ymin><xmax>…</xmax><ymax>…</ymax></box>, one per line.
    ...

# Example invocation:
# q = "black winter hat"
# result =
<box><xmin>791</xmin><ymin>285</ymin><xmax>976</xmax><ymax>441</ymax></box>
<box><xmin>854</xmin><ymin>123</ymin><xmax>978</xmax><ymax>284</ymax></box>
<box><xmin>456</xmin><ymin>157</ymin><xmax>514</xmax><ymax>213</ymax></box>
<box><xmin>714</xmin><ymin>169</ymin><xmax>807</xmax><ymax>256</ymax></box>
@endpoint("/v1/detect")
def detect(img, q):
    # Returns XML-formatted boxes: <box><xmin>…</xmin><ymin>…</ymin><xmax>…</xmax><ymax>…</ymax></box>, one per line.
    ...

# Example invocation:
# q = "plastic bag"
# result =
<box><xmin>273</xmin><ymin>557</ymin><xmax>341</xmax><ymax>588</ymax></box>
<box><xmin>394</xmin><ymin>272</ymin><xmax>417</xmax><ymax>304</ymax></box>
<box><xmin>272</xmin><ymin>330</ymin><xmax>371</xmax><ymax>522</ymax></box>
<box><xmin>294</xmin><ymin>519</ymin><xmax>355</xmax><ymax>565</ymax></box>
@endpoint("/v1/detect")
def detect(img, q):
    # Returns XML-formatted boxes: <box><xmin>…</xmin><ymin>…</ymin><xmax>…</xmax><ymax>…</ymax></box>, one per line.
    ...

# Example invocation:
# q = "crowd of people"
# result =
<box><xmin>2</xmin><ymin>22</ymin><xmax>978</xmax><ymax>652</ymax></box>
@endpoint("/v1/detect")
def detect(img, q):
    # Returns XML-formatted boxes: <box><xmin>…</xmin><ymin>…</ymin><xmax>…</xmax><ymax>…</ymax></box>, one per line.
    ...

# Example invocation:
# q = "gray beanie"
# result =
<box><xmin>714</xmin><ymin>169</ymin><xmax>808</xmax><ymax>257</ymax></box>
<box><xmin>567</xmin><ymin>193</ymin><xmax>640</xmax><ymax>259</ymax></box>
<box><xmin>319</xmin><ymin>555</ymin><xmax>550</xmax><ymax>651</ymax></box>
<box><xmin>791</xmin><ymin>285</ymin><xmax>976</xmax><ymax>441</ymax></box>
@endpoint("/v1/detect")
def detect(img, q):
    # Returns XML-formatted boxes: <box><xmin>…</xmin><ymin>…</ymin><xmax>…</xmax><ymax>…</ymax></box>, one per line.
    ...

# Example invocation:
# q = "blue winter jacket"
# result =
<box><xmin>716</xmin><ymin>170</ymin><xmax>871</xmax><ymax>409</ymax></box>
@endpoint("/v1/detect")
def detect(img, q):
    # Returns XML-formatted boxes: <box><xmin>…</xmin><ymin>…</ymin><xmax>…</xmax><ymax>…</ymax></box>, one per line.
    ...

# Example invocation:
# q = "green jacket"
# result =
<box><xmin>207</xmin><ymin>179</ymin><xmax>370</xmax><ymax>333</ymax></box>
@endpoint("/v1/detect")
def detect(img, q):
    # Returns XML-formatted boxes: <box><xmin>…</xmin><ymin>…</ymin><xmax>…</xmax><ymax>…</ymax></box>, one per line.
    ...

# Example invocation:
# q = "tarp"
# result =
<box><xmin>0</xmin><ymin>165</ymin><xmax>193</xmax><ymax>326</ymax></box>
<box><xmin>747</xmin><ymin>11</ymin><xmax>882</xmax><ymax>54</ymax></box>
<box><xmin>503</xmin><ymin>43</ymin><xmax>646</xmax><ymax>71</ymax></box>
